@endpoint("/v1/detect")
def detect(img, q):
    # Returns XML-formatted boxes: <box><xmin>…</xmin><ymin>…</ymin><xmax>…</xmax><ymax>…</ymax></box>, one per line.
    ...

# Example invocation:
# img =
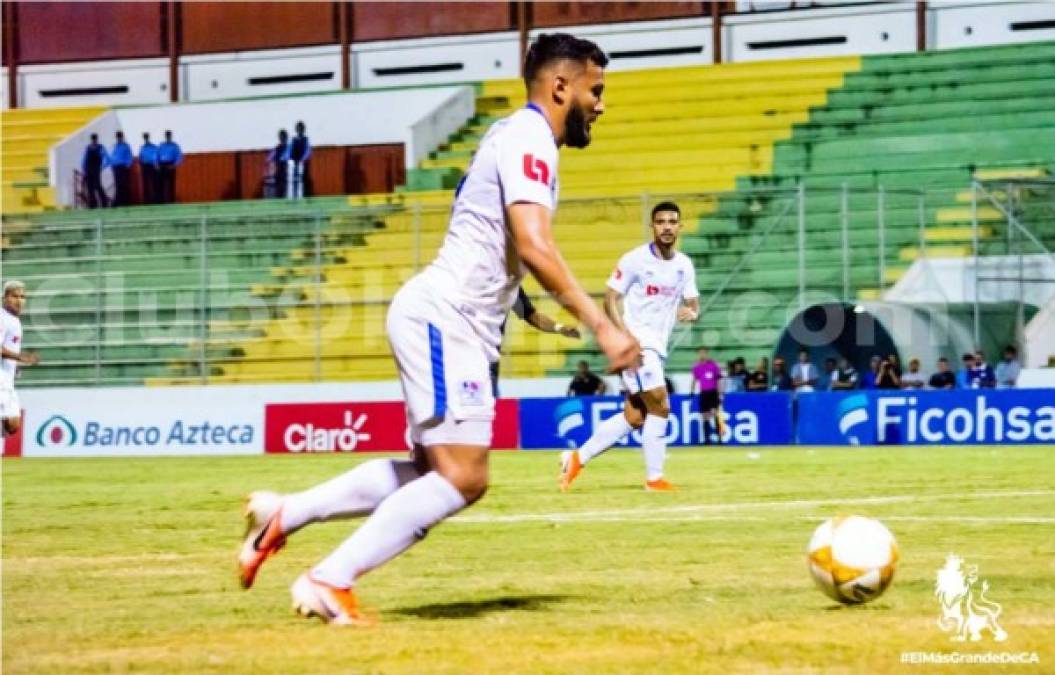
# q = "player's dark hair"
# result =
<box><xmin>523</xmin><ymin>33</ymin><xmax>608</xmax><ymax>85</ymax></box>
<box><xmin>651</xmin><ymin>201</ymin><xmax>681</xmax><ymax>220</ymax></box>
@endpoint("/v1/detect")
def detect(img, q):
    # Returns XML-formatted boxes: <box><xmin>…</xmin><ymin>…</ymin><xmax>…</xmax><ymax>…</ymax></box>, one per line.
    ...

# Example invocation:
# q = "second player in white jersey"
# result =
<box><xmin>2</xmin><ymin>280</ymin><xmax>40</xmax><ymax>435</ymax></box>
<box><xmin>561</xmin><ymin>202</ymin><xmax>699</xmax><ymax>492</ymax></box>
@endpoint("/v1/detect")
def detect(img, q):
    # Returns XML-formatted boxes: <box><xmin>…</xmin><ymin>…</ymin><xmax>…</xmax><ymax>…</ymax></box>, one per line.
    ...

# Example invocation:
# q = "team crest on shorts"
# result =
<box><xmin>459</xmin><ymin>380</ymin><xmax>485</xmax><ymax>406</ymax></box>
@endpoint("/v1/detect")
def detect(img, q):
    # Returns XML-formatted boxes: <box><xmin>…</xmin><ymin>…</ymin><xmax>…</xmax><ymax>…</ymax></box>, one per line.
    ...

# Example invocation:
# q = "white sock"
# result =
<box><xmin>279</xmin><ymin>459</ymin><xmax>413</xmax><ymax>534</ymax></box>
<box><xmin>311</xmin><ymin>471</ymin><xmax>467</xmax><ymax>588</ymax></box>
<box><xmin>577</xmin><ymin>412</ymin><xmax>633</xmax><ymax>465</ymax></box>
<box><xmin>642</xmin><ymin>414</ymin><xmax>669</xmax><ymax>481</ymax></box>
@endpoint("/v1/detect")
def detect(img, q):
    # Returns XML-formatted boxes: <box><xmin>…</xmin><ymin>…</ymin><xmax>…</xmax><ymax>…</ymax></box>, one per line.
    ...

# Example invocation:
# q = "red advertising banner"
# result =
<box><xmin>265</xmin><ymin>399</ymin><xmax>520</xmax><ymax>453</ymax></box>
<box><xmin>3</xmin><ymin>413</ymin><xmax>23</xmax><ymax>457</ymax></box>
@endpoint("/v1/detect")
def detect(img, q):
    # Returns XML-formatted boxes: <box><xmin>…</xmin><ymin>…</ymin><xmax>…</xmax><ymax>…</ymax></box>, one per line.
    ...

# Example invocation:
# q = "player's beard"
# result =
<box><xmin>564</xmin><ymin>106</ymin><xmax>591</xmax><ymax>148</ymax></box>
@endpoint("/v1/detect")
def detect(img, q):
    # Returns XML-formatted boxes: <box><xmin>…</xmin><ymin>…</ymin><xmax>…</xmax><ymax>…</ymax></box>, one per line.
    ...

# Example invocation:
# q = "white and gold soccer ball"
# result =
<box><xmin>807</xmin><ymin>516</ymin><xmax>898</xmax><ymax>604</ymax></box>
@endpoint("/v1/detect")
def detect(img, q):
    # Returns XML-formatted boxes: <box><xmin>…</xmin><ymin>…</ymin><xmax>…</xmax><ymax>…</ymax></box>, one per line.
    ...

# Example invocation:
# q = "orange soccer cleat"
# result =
<box><xmin>645</xmin><ymin>477</ymin><xmax>677</xmax><ymax>492</ymax></box>
<box><xmin>559</xmin><ymin>450</ymin><xmax>582</xmax><ymax>492</ymax></box>
<box><xmin>291</xmin><ymin>573</ymin><xmax>374</xmax><ymax>626</ymax></box>
<box><xmin>237</xmin><ymin>491</ymin><xmax>287</xmax><ymax>589</ymax></box>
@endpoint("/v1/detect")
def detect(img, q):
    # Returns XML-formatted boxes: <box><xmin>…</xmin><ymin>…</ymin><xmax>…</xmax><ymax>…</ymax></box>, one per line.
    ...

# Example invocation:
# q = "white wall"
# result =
<box><xmin>352</xmin><ymin>32</ymin><xmax>521</xmax><ymax>89</ymax></box>
<box><xmin>530</xmin><ymin>17</ymin><xmax>714</xmax><ymax>72</ymax></box>
<box><xmin>932</xmin><ymin>1</ymin><xmax>1055</xmax><ymax>49</ymax></box>
<box><xmin>49</xmin><ymin>86</ymin><xmax>475</xmax><ymax>205</ymax></box>
<box><xmin>181</xmin><ymin>45</ymin><xmax>343</xmax><ymax>102</ymax></box>
<box><xmin>887</xmin><ymin>256</ymin><xmax>1055</xmax><ymax>307</ymax></box>
<box><xmin>16</xmin><ymin>58</ymin><xmax>170</xmax><ymax>109</ymax></box>
<box><xmin>724</xmin><ymin>3</ymin><xmax>917</xmax><ymax>62</ymax></box>
<box><xmin>1024</xmin><ymin>297</ymin><xmax>1055</xmax><ymax>369</ymax></box>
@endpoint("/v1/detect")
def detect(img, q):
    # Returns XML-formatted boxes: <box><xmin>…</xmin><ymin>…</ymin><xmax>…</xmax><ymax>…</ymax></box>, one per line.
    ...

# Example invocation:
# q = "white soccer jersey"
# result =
<box><xmin>1</xmin><ymin>308</ymin><xmax>22</xmax><ymax>389</ymax></box>
<box><xmin>607</xmin><ymin>243</ymin><xmax>698</xmax><ymax>358</ymax></box>
<box><xmin>419</xmin><ymin>104</ymin><xmax>559</xmax><ymax>363</ymax></box>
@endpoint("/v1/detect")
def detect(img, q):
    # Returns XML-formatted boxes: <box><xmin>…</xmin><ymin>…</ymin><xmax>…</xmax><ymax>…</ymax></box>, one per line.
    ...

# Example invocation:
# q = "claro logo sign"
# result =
<box><xmin>265</xmin><ymin>402</ymin><xmax>408</xmax><ymax>453</ymax></box>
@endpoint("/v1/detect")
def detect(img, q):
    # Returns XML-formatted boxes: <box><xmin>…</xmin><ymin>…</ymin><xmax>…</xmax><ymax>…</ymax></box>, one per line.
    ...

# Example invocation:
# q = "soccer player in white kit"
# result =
<box><xmin>1</xmin><ymin>281</ymin><xmax>40</xmax><ymax>437</ymax></box>
<box><xmin>237</xmin><ymin>34</ymin><xmax>639</xmax><ymax>625</ymax></box>
<box><xmin>560</xmin><ymin>202</ymin><xmax>699</xmax><ymax>492</ymax></box>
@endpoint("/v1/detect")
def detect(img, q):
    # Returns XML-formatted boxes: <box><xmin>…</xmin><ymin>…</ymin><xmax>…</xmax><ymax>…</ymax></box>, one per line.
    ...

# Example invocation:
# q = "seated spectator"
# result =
<box><xmin>722</xmin><ymin>360</ymin><xmax>745</xmax><ymax>394</ymax></box>
<box><xmin>929</xmin><ymin>357</ymin><xmax>956</xmax><ymax>389</ymax></box>
<box><xmin>268</xmin><ymin>129</ymin><xmax>290</xmax><ymax>198</ymax></box>
<box><xmin>770</xmin><ymin>357</ymin><xmax>792</xmax><ymax>391</ymax></box>
<box><xmin>567</xmin><ymin>360</ymin><xmax>606</xmax><ymax>397</ymax></box>
<box><xmin>665</xmin><ymin>376</ymin><xmax>675</xmax><ymax>395</ymax></box>
<box><xmin>995</xmin><ymin>346</ymin><xmax>1021</xmax><ymax>388</ymax></box>
<box><xmin>876</xmin><ymin>357</ymin><xmax>901</xmax><ymax>389</ymax></box>
<box><xmin>818</xmin><ymin>357</ymin><xmax>837</xmax><ymax>391</ymax></box>
<box><xmin>971</xmin><ymin>350</ymin><xmax>996</xmax><ymax>388</ymax></box>
<box><xmin>791</xmin><ymin>348</ymin><xmax>818</xmax><ymax>393</ymax></box>
<box><xmin>888</xmin><ymin>353</ymin><xmax>903</xmax><ymax>377</ymax></box>
<box><xmin>957</xmin><ymin>353</ymin><xmax>975</xmax><ymax>388</ymax></box>
<box><xmin>830</xmin><ymin>357</ymin><xmax>859</xmax><ymax>390</ymax></box>
<box><xmin>862</xmin><ymin>355</ymin><xmax>882</xmax><ymax>389</ymax></box>
<box><xmin>746</xmin><ymin>356</ymin><xmax>769</xmax><ymax>392</ymax></box>
<box><xmin>901</xmin><ymin>358</ymin><xmax>926</xmax><ymax>389</ymax></box>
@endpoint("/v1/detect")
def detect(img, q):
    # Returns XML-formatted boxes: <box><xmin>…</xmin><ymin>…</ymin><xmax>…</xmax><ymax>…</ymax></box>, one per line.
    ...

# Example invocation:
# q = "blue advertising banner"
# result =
<box><xmin>519</xmin><ymin>393</ymin><xmax>794</xmax><ymax>449</ymax></box>
<box><xmin>796</xmin><ymin>389</ymin><xmax>1055</xmax><ymax>445</ymax></box>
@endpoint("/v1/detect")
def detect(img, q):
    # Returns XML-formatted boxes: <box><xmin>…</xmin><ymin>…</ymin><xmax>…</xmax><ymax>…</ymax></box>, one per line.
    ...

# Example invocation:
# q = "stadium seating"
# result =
<box><xmin>1</xmin><ymin>106</ymin><xmax>105</xmax><ymax>214</ymax></box>
<box><xmin>3</xmin><ymin>41</ymin><xmax>1053</xmax><ymax>386</ymax></box>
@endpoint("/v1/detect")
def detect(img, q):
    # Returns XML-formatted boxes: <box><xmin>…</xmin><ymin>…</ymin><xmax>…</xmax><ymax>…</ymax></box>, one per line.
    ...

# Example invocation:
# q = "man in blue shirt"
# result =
<box><xmin>139</xmin><ymin>132</ymin><xmax>160</xmax><ymax>205</ymax></box>
<box><xmin>81</xmin><ymin>133</ymin><xmax>110</xmax><ymax>208</ymax></box>
<box><xmin>290</xmin><ymin>121</ymin><xmax>313</xmax><ymax>198</ymax></box>
<box><xmin>267</xmin><ymin>129</ymin><xmax>290</xmax><ymax>199</ymax></box>
<box><xmin>861</xmin><ymin>355</ymin><xmax>881</xmax><ymax>389</ymax></box>
<box><xmin>970</xmin><ymin>350</ymin><xmax>996</xmax><ymax>388</ymax></box>
<box><xmin>109</xmin><ymin>131</ymin><xmax>134</xmax><ymax>207</ymax></box>
<box><xmin>957</xmin><ymin>353</ymin><xmax>975</xmax><ymax>388</ymax></box>
<box><xmin>158</xmin><ymin>130</ymin><xmax>183</xmax><ymax>204</ymax></box>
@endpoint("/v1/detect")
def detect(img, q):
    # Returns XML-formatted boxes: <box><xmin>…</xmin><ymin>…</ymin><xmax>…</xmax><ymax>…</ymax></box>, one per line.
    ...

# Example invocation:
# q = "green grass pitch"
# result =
<box><xmin>4</xmin><ymin>446</ymin><xmax>1054</xmax><ymax>674</ymax></box>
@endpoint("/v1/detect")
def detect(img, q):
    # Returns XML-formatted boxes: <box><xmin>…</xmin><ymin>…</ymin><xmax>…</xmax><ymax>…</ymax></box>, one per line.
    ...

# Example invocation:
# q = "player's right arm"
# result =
<box><xmin>507</xmin><ymin>203</ymin><xmax>638</xmax><ymax>372</ymax></box>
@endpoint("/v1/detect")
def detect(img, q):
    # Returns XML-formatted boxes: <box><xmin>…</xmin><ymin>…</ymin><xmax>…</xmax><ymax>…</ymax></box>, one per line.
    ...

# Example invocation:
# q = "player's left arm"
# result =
<box><xmin>677</xmin><ymin>259</ymin><xmax>700</xmax><ymax>322</ymax></box>
<box><xmin>1</xmin><ymin>347</ymin><xmax>38</xmax><ymax>365</ymax></box>
<box><xmin>525</xmin><ymin>310</ymin><xmax>581</xmax><ymax>338</ymax></box>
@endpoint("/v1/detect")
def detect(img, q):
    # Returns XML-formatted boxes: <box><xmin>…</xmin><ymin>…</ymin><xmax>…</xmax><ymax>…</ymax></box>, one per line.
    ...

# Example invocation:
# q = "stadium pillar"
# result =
<box><xmin>916</xmin><ymin>1</ymin><xmax>927</xmax><ymax>52</ymax></box>
<box><xmin>4</xmin><ymin>2</ymin><xmax>17</xmax><ymax>108</ymax></box>
<box><xmin>711</xmin><ymin>1</ymin><xmax>722</xmax><ymax>64</ymax></box>
<box><xmin>167</xmin><ymin>1</ymin><xmax>180</xmax><ymax>103</ymax></box>
<box><xmin>339</xmin><ymin>1</ymin><xmax>351</xmax><ymax>90</ymax></box>
<box><xmin>517</xmin><ymin>1</ymin><xmax>530</xmax><ymax>76</ymax></box>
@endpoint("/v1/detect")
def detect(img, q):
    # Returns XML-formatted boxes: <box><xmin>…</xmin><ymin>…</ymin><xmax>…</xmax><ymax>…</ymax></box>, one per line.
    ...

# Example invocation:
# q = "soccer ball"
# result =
<box><xmin>807</xmin><ymin>516</ymin><xmax>898</xmax><ymax>604</ymax></box>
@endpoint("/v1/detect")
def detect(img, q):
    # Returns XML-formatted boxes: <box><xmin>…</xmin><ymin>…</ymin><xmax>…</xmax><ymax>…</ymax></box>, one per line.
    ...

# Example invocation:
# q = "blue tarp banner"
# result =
<box><xmin>797</xmin><ymin>389</ymin><xmax>1055</xmax><ymax>445</ymax></box>
<box><xmin>518</xmin><ymin>392</ymin><xmax>794</xmax><ymax>449</ymax></box>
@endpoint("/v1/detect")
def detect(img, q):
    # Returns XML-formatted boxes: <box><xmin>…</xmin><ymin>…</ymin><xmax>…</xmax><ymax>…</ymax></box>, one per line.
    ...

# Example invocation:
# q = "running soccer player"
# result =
<box><xmin>237</xmin><ymin>33</ymin><xmax>639</xmax><ymax>625</ymax></box>
<box><xmin>560</xmin><ymin>202</ymin><xmax>699</xmax><ymax>492</ymax></box>
<box><xmin>2</xmin><ymin>281</ymin><xmax>40</xmax><ymax>436</ymax></box>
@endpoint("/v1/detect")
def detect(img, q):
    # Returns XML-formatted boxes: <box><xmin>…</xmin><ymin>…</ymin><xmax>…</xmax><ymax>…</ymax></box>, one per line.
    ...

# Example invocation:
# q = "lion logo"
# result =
<box><xmin>934</xmin><ymin>554</ymin><xmax>1008</xmax><ymax>642</ymax></box>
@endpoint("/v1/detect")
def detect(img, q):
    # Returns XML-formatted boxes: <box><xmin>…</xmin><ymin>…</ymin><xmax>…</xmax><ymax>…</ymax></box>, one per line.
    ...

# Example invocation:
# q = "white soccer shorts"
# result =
<box><xmin>0</xmin><ymin>386</ymin><xmax>21</xmax><ymax>419</ymax></box>
<box><xmin>621</xmin><ymin>348</ymin><xmax>666</xmax><ymax>395</ymax></box>
<box><xmin>386</xmin><ymin>279</ymin><xmax>494</xmax><ymax>448</ymax></box>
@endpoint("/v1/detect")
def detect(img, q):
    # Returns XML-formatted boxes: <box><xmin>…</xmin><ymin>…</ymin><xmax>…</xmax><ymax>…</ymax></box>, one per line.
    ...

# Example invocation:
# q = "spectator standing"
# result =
<box><xmin>901</xmin><ymin>358</ymin><xmax>925</xmax><ymax>389</ymax></box>
<box><xmin>957</xmin><ymin>353</ymin><xmax>975</xmax><ymax>388</ymax></box>
<box><xmin>876</xmin><ymin>357</ymin><xmax>901</xmax><ymax>389</ymax></box>
<box><xmin>790</xmin><ymin>348</ymin><xmax>818</xmax><ymax>393</ymax></box>
<box><xmin>109</xmin><ymin>131</ymin><xmax>134</xmax><ymax>207</ymax></box>
<box><xmin>138</xmin><ymin>133</ymin><xmax>160</xmax><ymax>205</ymax></box>
<box><xmin>290</xmin><ymin>121</ymin><xmax>313</xmax><ymax>198</ymax></box>
<box><xmin>831</xmin><ymin>357</ymin><xmax>859</xmax><ymax>390</ymax></box>
<box><xmin>995</xmin><ymin>346</ymin><xmax>1021</xmax><ymax>388</ymax></box>
<box><xmin>268</xmin><ymin>129</ymin><xmax>291</xmax><ymax>199</ymax></box>
<box><xmin>818</xmin><ymin>357</ymin><xmax>837</xmax><ymax>391</ymax></box>
<box><xmin>929</xmin><ymin>357</ymin><xmax>956</xmax><ymax>389</ymax></box>
<box><xmin>567</xmin><ymin>360</ymin><xmax>606</xmax><ymax>397</ymax></box>
<box><xmin>971</xmin><ymin>351</ymin><xmax>996</xmax><ymax>388</ymax></box>
<box><xmin>81</xmin><ymin>133</ymin><xmax>110</xmax><ymax>208</ymax></box>
<box><xmin>862</xmin><ymin>355</ymin><xmax>882</xmax><ymax>389</ymax></box>
<box><xmin>158</xmin><ymin>130</ymin><xmax>183</xmax><ymax>204</ymax></box>
<box><xmin>746</xmin><ymin>356</ymin><xmax>769</xmax><ymax>392</ymax></box>
<box><xmin>690</xmin><ymin>347</ymin><xmax>722</xmax><ymax>445</ymax></box>
<box><xmin>770</xmin><ymin>356</ymin><xmax>792</xmax><ymax>391</ymax></box>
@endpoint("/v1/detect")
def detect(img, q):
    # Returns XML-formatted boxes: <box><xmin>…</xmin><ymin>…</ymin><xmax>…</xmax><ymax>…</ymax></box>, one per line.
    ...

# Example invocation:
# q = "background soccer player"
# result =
<box><xmin>237</xmin><ymin>33</ymin><xmax>639</xmax><ymax>625</ymax></box>
<box><xmin>560</xmin><ymin>202</ymin><xmax>699</xmax><ymax>492</ymax></box>
<box><xmin>1</xmin><ymin>281</ymin><xmax>40</xmax><ymax>437</ymax></box>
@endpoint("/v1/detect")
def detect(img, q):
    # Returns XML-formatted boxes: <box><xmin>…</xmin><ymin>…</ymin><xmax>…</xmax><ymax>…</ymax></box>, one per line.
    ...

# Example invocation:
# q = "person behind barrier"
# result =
<box><xmin>746</xmin><ymin>356</ymin><xmax>768</xmax><ymax>392</ymax></box>
<box><xmin>109</xmin><ymin>131</ymin><xmax>134</xmax><ymax>207</ymax></box>
<box><xmin>770</xmin><ymin>356</ymin><xmax>792</xmax><ymax>391</ymax></box>
<box><xmin>290</xmin><ymin>121</ymin><xmax>313</xmax><ymax>198</ymax></box>
<box><xmin>158</xmin><ymin>130</ymin><xmax>183</xmax><ymax>204</ymax></box>
<box><xmin>81</xmin><ymin>133</ymin><xmax>110</xmax><ymax>208</ymax></box>
<box><xmin>830</xmin><ymin>357</ymin><xmax>859</xmax><ymax>390</ymax></box>
<box><xmin>791</xmin><ymin>348</ymin><xmax>818</xmax><ymax>393</ymax></box>
<box><xmin>957</xmin><ymin>352</ymin><xmax>975</xmax><ymax>388</ymax></box>
<box><xmin>567</xmin><ymin>360</ymin><xmax>607</xmax><ymax>397</ymax></box>
<box><xmin>138</xmin><ymin>133</ymin><xmax>160</xmax><ymax>205</ymax></box>
<box><xmin>900</xmin><ymin>358</ymin><xmax>925</xmax><ymax>389</ymax></box>
<box><xmin>970</xmin><ymin>350</ymin><xmax>996</xmax><ymax>388</ymax></box>
<box><xmin>928</xmin><ymin>356</ymin><xmax>955</xmax><ymax>389</ymax></box>
<box><xmin>995</xmin><ymin>345</ymin><xmax>1020</xmax><ymax>388</ymax></box>
<box><xmin>267</xmin><ymin>129</ymin><xmax>290</xmax><ymax>199</ymax></box>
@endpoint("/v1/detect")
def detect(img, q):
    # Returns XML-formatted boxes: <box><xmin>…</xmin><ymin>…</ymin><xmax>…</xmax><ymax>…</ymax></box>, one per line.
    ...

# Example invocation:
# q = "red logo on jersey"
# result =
<box><xmin>523</xmin><ymin>154</ymin><xmax>550</xmax><ymax>186</ymax></box>
<box><xmin>613</xmin><ymin>268</ymin><xmax>623</xmax><ymax>280</ymax></box>
<box><xmin>645</xmin><ymin>284</ymin><xmax>659</xmax><ymax>296</ymax></box>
